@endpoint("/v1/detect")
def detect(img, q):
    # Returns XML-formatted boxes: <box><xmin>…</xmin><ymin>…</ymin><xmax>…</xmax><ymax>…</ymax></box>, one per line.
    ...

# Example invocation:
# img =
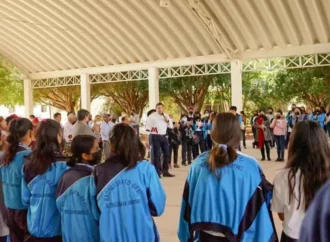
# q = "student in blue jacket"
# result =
<box><xmin>178</xmin><ymin>113</ymin><xmax>277</xmax><ymax>242</ymax></box>
<box><xmin>22</xmin><ymin>119</ymin><xmax>68</xmax><ymax>242</ymax></box>
<box><xmin>90</xmin><ymin>123</ymin><xmax>166</xmax><ymax>242</ymax></box>
<box><xmin>56</xmin><ymin>135</ymin><xmax>101</xmax><ymax>242</ymax></box>
<box><xmin>299</xmin><ymin>180</ymin><xmax>330</xmax><ymax>242</ymax></box>
<box><xmin>1</xmin><ymin>118</ymin><xmax>33</xmax><ymax>242</ymax></box>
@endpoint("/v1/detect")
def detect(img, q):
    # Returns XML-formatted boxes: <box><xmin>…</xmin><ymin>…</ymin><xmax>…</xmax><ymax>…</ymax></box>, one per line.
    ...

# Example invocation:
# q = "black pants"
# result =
<box><xmin>281</xmin><ymin>232</ymin><xmax>297</xmax><ymax>242</ymax></box>
<box><xmin>274</xmin><ymin>135</ymin><xmax>285</xmax><ymax>159</ymax></box>
<box><xmin>200</xmin><ymin>231</ymin><xmax>229</xmax><ymax>242</ymax></box>
<box><xmin>286</xmin><ymin>132</ymin><xmax>291</xmax><ymax>149</ymax></box>
<box><xmin>260</xmin><ymin>141</ymin><xmax>271</xmax><ymax>159</ymax></box>
<box><xmin>193</xmin><ymin>131</ymin><xmax>206</xmax><ymax>158</ymax></box>
<box><xmin>241</xmin><ymin>129</ymin><xmax>246</xmax><ymax>147</ymax></box>
<box><xmin>151</xmin><ymin>135</ymin><xmax>170</xmax><ymax>175</ymax></box>
<box><xmin>169</xmin><ymin>143</ymin><xmax>179</xmax><ymax>164</ymax></box>
<box><xmin>206</xmin><ymin>134</ymin><xmax>212</xmax><ymax>150</ymax></box>
<box><xmin>182</xmin><ymin>139</ymin><xmax>193</xmax><ymax>164</ymax></box>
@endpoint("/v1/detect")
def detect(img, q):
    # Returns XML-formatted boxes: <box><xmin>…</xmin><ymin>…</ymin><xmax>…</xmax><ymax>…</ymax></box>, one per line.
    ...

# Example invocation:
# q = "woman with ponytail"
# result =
<box><xmin>1</xmin><ymin>118</ymin><xmax>33</xmax><ymax>242</ymax></box>
<box><xmin>178</xmin><ymin>112</ymin><xmax>277</xmax><ymax>242</ymax></box>
<box><xmin>56</xmin><ymin>135</ymin><xmax>101</xmax><ymax>242</ymax></box>
<box><xmin>22</xmin><ymin>119</ymin><xmax>68</xmax><ymax>242</ymax></box>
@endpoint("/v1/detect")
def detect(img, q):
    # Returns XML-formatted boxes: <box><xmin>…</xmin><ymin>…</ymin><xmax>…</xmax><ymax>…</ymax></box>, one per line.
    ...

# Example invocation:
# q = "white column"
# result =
<box><xmin>24</xmin><ymin>79</ymin><xmax>33</xmax><ymax>117</ymax></box>
<box><xmin>148</xmin><ymin>67</ymin><xmax>159</xmax><ymax>109</ymax></box>
<box><xmin>80</xmin><ymin>73</ymin><xmax>91</xmax><ymax>110</ymax></box>
<box><xmin>231</xmin><ymin>61</ymin><xmax>243</xmax><ymax>112</ymax></box>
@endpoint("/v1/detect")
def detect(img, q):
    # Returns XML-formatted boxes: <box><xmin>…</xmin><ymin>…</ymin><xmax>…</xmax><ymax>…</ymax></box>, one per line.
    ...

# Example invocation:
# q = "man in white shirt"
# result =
<box><xmin>130</xmin><ymin>109</ymin><xmax>140</xmax><ymax>135</ymax></box>
<box><xmin>146</xmin><ymin>103</ymin><xmax>174</xmax><ymax>178</ymax></box>
<box><xmin>63</xmin><ymin>113</ymin><xmax>77</xmax><ymax>143</ymax></box>
<box><xmin>100</xmin><ymin>114</ymin><xmax>114</xmax><ymax>159</ymax></box>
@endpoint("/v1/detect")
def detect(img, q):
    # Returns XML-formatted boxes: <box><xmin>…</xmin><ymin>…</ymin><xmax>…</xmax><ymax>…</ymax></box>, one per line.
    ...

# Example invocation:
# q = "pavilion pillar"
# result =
<box><xmin>24</xmin><ymin>78</ymin><xmax>33</xmax><ymax>117</ymax></box>
<box><xmin>148</xmin><ymin>67</ymin><xmax>159</xmax><ymax>109</ymax></box>
<box><xmin>80</xmin><ymin>73</ymin><xmax>91</xmax><ymax>111</ymax></box>
<box><xmin>231</xmin><ymin>60</ymin><xmax>243</xmax><ymax>112</ymax></box>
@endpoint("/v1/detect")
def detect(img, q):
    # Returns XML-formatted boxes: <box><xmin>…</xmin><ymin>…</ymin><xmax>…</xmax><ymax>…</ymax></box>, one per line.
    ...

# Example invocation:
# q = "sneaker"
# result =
<box><xmin>163</xmin><ymin>172</ymin><xmax>175</xmax><ymax>178</ymax></box>
<box><xmin>261</xmin><ymin>158</ymin><xmax>265</xmax><ymax>161</ymax></box>
<box><xmin>267</xmin><ymin>158</ymin><xmax>271</xmax><ymax>161</ymax></box>
<box><xmin>275</xmin><ymin>158</ymin><xmax>280</xmax><ymax>161</ymax></box>
<box><xmin>174</xmin><ymin>164</ymin><xmax>180</xmax><ymax>168</ymax></box>
<box><xmin>182</xmin><ymin>163</ymin><xmax>187</xmax><ymax>166</ymax></box>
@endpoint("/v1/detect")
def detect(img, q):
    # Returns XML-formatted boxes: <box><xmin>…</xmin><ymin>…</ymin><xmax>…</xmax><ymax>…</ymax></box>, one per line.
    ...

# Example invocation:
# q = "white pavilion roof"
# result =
<box><xmin>1</xmin><ymin>0</ymin><xmax>330</xmax><ymax>79</ymax></box>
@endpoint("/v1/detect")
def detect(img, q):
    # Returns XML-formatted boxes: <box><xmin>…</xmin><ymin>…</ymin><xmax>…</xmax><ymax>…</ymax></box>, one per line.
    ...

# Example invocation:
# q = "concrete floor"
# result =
<box><xmin>154</xmin><ymin>142</ymin><xmax>284</xmax><ymax>241</ymax></box>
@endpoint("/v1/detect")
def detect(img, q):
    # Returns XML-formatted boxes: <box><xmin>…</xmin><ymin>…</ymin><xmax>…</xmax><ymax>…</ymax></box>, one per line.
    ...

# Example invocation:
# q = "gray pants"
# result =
<box><xmin>103</xmin><ymin>140</ymin><xmax>111</xmax><ymax>159</ymax></box>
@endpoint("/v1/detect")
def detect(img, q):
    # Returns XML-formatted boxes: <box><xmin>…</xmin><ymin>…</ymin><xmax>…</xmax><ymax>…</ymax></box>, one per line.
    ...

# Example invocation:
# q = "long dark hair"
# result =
<box><xmin>2</xmin><ymin>118</ymin><xmax>33</xmax><ymax>166</ymax></box>
<box><xmin>25</xmin><ymin>119</ymin><xmax>62</xmax><ymax>175</ymax></box>
<box><xmin>208</xmin><ymin>113</ymin><xmax>241</xmax><ymax>176</ymax></box>
<box><xmin>286</xmin><ymin>121</ymin><xmax>330</xmax><ymax>211</ymax></box>
<box><xmin>109</xmin><ymin>123</ymin><xmax>145</xmax><ymax>169</ymax></box>
<box><xmin>67</xmin><ymin>135</ymin><xmax>96</xmax><ymax>167</ymax></box>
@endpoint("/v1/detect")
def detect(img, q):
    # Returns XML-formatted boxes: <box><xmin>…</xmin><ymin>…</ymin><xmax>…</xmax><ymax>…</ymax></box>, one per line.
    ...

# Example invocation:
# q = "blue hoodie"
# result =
<box><xmin>90</xmin><ymin>155</ymin><xmax>166</xmax><ymax>242</ymax></box>
<box><xmin>22</xmin><ymin>155</ymin><xmax>69</xmax><ymax>238</ymax></box>
<box><xmin>1</xmin><ymin>145</ymin><xmax>31</xmax><ymax>210</ymax></box>
<box><xmin>56</xmin><ymin>163</ymin><xmax>99</xmax><ymax>242</ymax></box>
<box><xmin>178</xmin><ymin>152</ymin><xmax>277</xmax><ymax>242</ymax></box>
<box><xmin>300</xmin><ymin>180</ymin><xmax>330</xmax><ymax>242</ymax></box>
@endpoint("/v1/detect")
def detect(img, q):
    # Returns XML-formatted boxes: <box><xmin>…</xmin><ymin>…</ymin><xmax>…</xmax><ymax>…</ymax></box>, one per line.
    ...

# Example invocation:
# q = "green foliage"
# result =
<box><xmin>160</xmin><ymin>75</ymin><xmax>216</xmax><ymax>113</ymax></box>
<box><xmin>272</xmin><ymin>67</ymin><xmax>330</xmax><ymax>107</ymax></box>
<box><xmin>93</xmin><ymin>80</ymin><xmax>148</xmax><ymax>118</ymax></box>
<box><xmin>0</xmin><ymin>58</ymin><xmax>24</xmax><ymax>107</ymax></box>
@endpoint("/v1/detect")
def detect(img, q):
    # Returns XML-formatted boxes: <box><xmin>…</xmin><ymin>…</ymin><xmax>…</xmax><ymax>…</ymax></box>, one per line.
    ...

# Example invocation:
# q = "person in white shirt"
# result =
<box><xmin>271</xmin><ymin>120</ymin><xmax>330</xmax><ymax>242</ymax></box>
<box><xmin>100</xmin><ymin>114</ymin><xmax>114</xmax><ymax>159</ymax></box>
<box><xmin>63</xmin><ymin>113</ymin><xmax>77</xmax><ymax>143</ymax></box>
<box><xmin>145</xmin><ymin>103</ymin><xmax>174</xmax><ymax>178</ymax></box>
<box><xmin>130</xmin><ymin>109</ymin><xmax>140</xmax><ymax>135</ymax></box>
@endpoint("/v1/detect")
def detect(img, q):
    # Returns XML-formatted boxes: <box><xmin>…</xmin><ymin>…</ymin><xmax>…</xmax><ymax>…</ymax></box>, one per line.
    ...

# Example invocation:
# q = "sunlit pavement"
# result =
<box><xmin>155</xmin><ymin>141</ymin><xmax>285</xmax><ymax>241</ymax></box>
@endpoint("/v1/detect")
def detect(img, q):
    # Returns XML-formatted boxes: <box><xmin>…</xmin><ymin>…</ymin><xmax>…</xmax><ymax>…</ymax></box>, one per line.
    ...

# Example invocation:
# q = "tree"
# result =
<box><xmin>33</xmin><ymin>87</ymin><xmax>81</xmax><ymax>113</ymax></box>
<box><xmin>160</xmin><ymin>76</ymin><xmax>215</xmax><ymax>113</ymax></box>
<box><xmin>92</xmin><ymin>80</ymin><xmax>148</xmax><ymax>118</ymax></box>
<box><xmin>0</xmin><ymin>58</ymin><xmax>24</xmax><ymax>107</ymax></box>
<box><xmin>272</xmin><ymin>67</ymin><xmax>330</xmax><ymax>108</ymax></box>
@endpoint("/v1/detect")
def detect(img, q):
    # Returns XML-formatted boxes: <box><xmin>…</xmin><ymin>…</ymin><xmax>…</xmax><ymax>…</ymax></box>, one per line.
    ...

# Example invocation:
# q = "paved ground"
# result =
<box><xmin>154</xmin><ymin>142</ymin><xmax>284</xmax><ymax>241</ymax></box>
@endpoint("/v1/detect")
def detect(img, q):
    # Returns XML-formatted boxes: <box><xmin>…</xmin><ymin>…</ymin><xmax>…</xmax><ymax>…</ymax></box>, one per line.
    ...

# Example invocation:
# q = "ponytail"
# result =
<box><xmin>2</xmin><ymin>118</ymin><xmax>33</xmax><ymax>166</ymax></box>
<box><xmin>208</xmin><ymin>144</ymin><xmax>237</xmax><ymax>177</ymax></box>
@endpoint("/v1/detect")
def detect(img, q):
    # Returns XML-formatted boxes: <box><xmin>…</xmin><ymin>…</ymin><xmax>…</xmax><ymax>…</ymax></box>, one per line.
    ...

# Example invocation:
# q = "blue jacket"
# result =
<box><xmin>56</xmin><ymin>164</ymin><xmax>99</xmax><ymax>242</ymax></box>
<box><xmin>300</xmin><ymin>180</ymin><xmax>330</xmax><ymax>242</ymax></box>
<box><xmin>178</xmin><ymin>152</ymin><xmax>277</xmax><ymax>242</ymax></box>
<box><xmin>314</xmin><ymin>113</ymin><xmax>326</xmax><ymax>128</ymax></box>
<box><xmin>22</xmin><ymin>156</ymin><xmax>69</xmax><ymax>238</ymax></box>
<box><xmin>90</xmin><ymin>155</ymin><xmax>166</xmax><ymax>242</ymax></box>
<box><xmin>1</xmin><ymin>146</ymin><xmax>31</xmax><ymax>210</ymax></box>
<box><xmin>236</xmin><ymin>114</ymin><xmax>243</xmax><ymax>126</ymax></box>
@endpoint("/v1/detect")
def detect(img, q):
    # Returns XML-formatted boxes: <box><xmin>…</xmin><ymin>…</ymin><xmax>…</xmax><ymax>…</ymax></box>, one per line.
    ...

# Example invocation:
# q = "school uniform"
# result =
<box><xmin>179</xmin><ymin>124</ymin><xmax>194</xmax><ymax>165</ymax></box>
<box><xmin>145</xmin><ymin>112</ymin><xmax>173</xmax><ymax>176</ymax></box>
<box><xmin>1</xmin><ymin>144</ymin><xmax>31</xmax><ymax>242</ymax></box>
<box><xmin>90</xmin><ymin>155</ymin><xmax>166</xmax><ymax>242</ymax></box>
<box><xmin>299</xmin><ymin>180</ymin><xmax>330</xmax><ymax>242</ymax></box>
<box><xmin>193</xmin><ymin>121</ymin><xmax>206</xmax><ymax>158</ymax></box>
<box><xmin>22</xmin><ymin>153</ymin><xmax>69</xmax><ymax>241</ymax></box>
<box><xmin>178</xmin><ymin>152</ymin><xmax>277</xmax><ymax>242</ymax></box>
<box><xmin>56</xmin><ymin>164</ymin><xmax>99</xmax><ymax>242</ymax></box>
<box><xmin>272</xmin><ymin>169</ymin><xmax>305</xmax><ymax>242</ymax></box>
<box><xmin>205</xmin><ymin>121</ymin><xmax>212</xmax><ymax>151</ymax></box>
<box><xmin>168</xmin><ymin>127</ymin><xmax>180</xmax><ymax>165</ymax></box>
<box><xmin>313</xmin><ymin>112</ymin><xmax>326</xmax><ymax>128</ymax></box>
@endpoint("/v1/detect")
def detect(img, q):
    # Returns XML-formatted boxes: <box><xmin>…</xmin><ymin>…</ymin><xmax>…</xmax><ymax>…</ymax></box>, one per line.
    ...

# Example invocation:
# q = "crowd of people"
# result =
<box><xmin>0</xmin><ymin>102</ymin><xmax>329</xmax><ymax>241</ymax></box>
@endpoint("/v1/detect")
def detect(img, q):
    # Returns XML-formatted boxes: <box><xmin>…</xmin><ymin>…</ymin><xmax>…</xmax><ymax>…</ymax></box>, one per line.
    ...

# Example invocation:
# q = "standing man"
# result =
<box><xmin>130</xmin><ymin>109</ymin><xmax>140</xmax><ymax>135</ymax></box>
<box><xmin>64</xmin><ymin>113</ymin><xmax>77</xmax><ymax>143</ymax></box>
<box><xmin>72</xmin><ymin>109</ymin><xmax>96</xmax><ymax>138</ymax></box>
<box><xmin>100</xmin><ymin>114</ymin><xmax>114</xmax><ymax>159</ymax></box>
<box><xmin>188</xmin><ymin>106</ymin><xmax>194</xmax><ymax>118</ymax></box>
<box><xmin>53</xmin><ymin>112</ymin><xmax>62</xmax><ymax>124</ymax></box>
<box><xmin>229</xmin><ymin>106</ymin><xmax>242</xmax><ymax>150</ymax></box>
<box><xmin>146</xmin><ymin>103</ymin><xmax>175</xmax><ymax>178</ymax></box>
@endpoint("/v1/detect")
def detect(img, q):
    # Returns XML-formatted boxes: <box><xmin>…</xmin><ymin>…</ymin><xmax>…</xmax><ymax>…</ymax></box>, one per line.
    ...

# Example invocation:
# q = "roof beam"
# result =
<box><xmin>186</xmin><ymin>0</ymin><xmax>234</xmax><ymax>58</ymax></box>
<box><xmin>29</xmin><ymin>43</ymin><xmax>330</xmax><ymax>80</ymax></box>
